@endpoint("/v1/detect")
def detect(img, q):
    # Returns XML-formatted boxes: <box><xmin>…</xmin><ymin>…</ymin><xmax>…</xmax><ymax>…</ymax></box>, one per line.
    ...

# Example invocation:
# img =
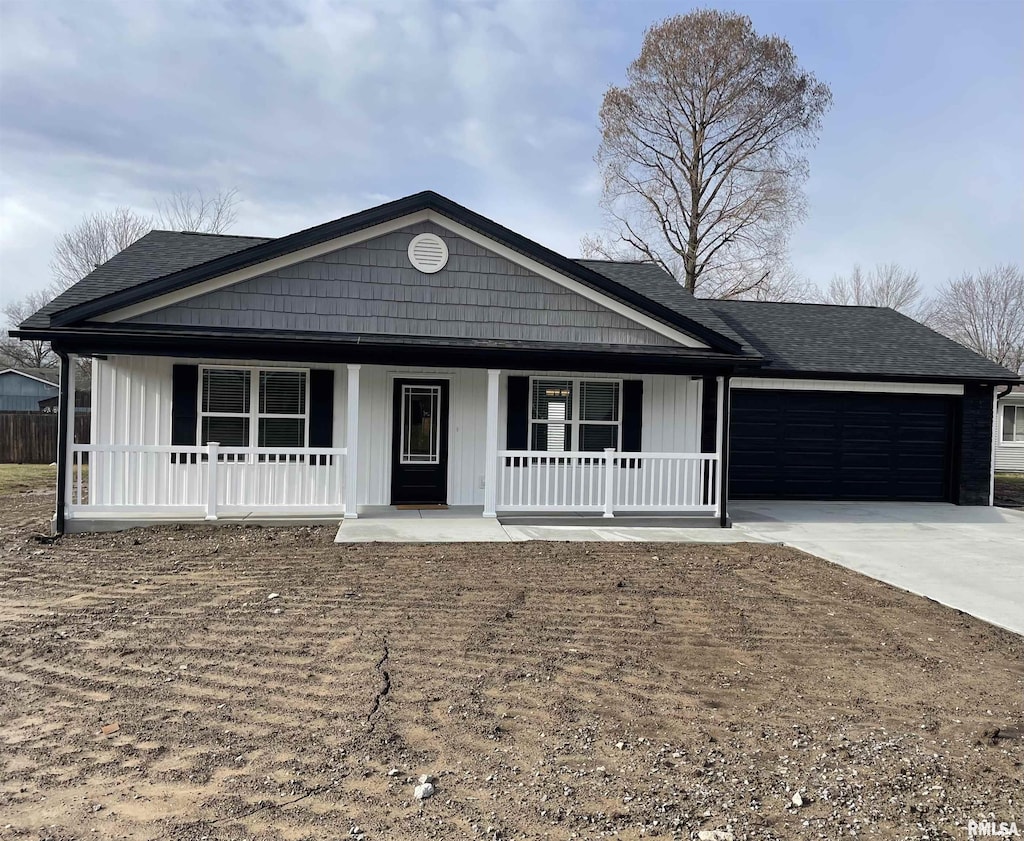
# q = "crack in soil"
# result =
<box><xmin>366</xmin><ymin>636</ymin><xmax>391</xmax><ymax>728</ymax></box>
<box><xmin>208</xmin><ymin>783</ymin><xmax>335</xmax><ymax>825</ymax></box>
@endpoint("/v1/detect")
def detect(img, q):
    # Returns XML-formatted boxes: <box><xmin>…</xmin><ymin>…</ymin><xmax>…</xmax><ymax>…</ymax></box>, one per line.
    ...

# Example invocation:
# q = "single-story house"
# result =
<box><xmin>0</xmin><ymin>367</ymin><xmax>59</xmax><ymax>412</ymax></box>
<box><xmin>13</xmin><ymin>191</ymin><xmax>1020</xmax><ymax>534</ymax></box>
<box><xmin>995</xmin><ymin>386</ymin><xmax>1024</xmax><ymax>473</ymax></box>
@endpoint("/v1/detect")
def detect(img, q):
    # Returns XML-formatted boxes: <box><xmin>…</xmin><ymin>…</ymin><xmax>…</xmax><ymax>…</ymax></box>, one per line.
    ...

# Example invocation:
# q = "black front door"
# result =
<box><xmin>391</xmin><ymin>379</ymin><xmax>449</xmax><ymax>505</ymax></box>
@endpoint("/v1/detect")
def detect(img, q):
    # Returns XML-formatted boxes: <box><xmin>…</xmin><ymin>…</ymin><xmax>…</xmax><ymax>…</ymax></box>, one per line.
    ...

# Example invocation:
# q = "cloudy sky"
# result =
<box><xmin>1</xmin><ymin>0</ymin><xmax>1021</xmax><ymax>313</ymax></box>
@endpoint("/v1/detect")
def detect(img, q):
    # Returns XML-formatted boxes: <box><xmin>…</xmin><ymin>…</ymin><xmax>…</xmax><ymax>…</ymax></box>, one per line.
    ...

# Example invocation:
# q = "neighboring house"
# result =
<box><xmin>13</xmin><ymin>191</ymin><xmax>1020</xmax><ymax>534</ymax></box>
<box><xmin>38</xmin><ymin>389</ymin><xmax>92</xmax><ymax>414</ymax></box>
<box><xmin>0</xmin><ymin>368</ymin><xmax>59</xmax><ymax>412</ymax></box>
<box><xmin>995</xmin><ymin>386</ymin><xmax>1024</xmax><ymax>473</ymax></box>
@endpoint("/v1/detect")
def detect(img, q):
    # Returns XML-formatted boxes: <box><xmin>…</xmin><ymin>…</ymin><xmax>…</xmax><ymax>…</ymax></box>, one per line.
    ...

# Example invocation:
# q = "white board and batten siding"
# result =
<box><xmin>994</xmin><ymin>394</ymin><xmax>1024</xmax><ymax>473</ymax></box>
<box><xmin>92</xmin><ymin>357</ymin><xmax>704</xmax><ymax>507</ymax></box>
<box><xmin>91</xmin><ymin>356</ymin><xmax>347</xmax><ymax>447</ymax></box>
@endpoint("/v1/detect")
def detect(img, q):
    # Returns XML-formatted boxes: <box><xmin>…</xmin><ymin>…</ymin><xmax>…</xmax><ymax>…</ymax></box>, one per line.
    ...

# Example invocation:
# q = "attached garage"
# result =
<box><xmin>729</xmin><ymin>389</ymin><xmax>956</xmax><ymax>502</ymax></box>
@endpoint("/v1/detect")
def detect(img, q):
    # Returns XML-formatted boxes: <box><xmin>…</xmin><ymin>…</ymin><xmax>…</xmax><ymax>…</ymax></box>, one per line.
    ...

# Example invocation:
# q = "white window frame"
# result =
<box><xmin>1002</xmin><ymin>403</ymin><xmax>1024</xmax><ymax>446</ymax></box>
<box><xmin>528</xmin><ymin>376</ymin><xmax>623</xmax><ymax>453</ymax></box>
<box><xmin>198</xmin><ymin>364</ymin><xmax>310</xmax><ymax>449</ymax></box>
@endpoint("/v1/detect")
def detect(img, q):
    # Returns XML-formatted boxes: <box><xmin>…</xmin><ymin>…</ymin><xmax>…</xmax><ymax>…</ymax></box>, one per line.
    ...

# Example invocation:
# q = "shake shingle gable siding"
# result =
<box><xmin>125</xmin><ymin>223</ymin><xmax>679</xmax><ymax>347</ymax></box>
<box><xmin>705</xmin><ymin>300</ymin><xmax>1016</xmax><ymax>382</ymax></box>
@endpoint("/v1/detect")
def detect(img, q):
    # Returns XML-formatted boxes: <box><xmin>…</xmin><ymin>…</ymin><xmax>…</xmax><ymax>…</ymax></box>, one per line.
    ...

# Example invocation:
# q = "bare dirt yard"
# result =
<box><xmin>995</xmin><ymin>474</ymin><xmax>1024</xmax><ymax>510</ymax></box>
<box><xmin>1</xmin><ymin>468</ymin><xmax>1021</xmax><ymax>841</ymax></box>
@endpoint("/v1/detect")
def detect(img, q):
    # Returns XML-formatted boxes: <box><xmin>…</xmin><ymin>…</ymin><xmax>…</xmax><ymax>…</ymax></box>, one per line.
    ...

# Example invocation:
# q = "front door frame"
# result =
<box><xmin>390</xmin><ymin>377</ymin><xmax>450</xmax><ymax>505</ymax></box>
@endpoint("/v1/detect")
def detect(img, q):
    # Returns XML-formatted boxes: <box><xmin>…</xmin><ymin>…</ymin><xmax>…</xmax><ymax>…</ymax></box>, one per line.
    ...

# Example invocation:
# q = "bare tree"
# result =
<box><xmin>823</xmin><ymin>263</ymin><xmax>924</xmax><ymax>315</ymax></box>
<box><xmin>50</xmin><ymin>206</ymin><xmax>153</xmax><ymax>293</ymax></box>
<box><xmin>8</xmin><ymin>188</ymin><xmax>241</xmax><ymax>371</ymax></box>
<box><xmin>157</xmin><ymin>188</ymin><xmax>239</xmax><ymax>234</ymax></box>
<box><xmin>927</xmin><ymin>264</ymin><xmax>1024</xmax><ymax>373</ymax></box>
<box><xmin>734</xmin><ymin>262</ymin><xmax>820</xmax><ymax>302</ymax></box>
<box><xmin>588</xmin><ymin>10</ymin><xmax>831</xmax><ymax>299</ymax></box>
<box><xmin>1</xmin><ymin>291</ymin><xmax>57</xmax><ymax>368</ymax></box>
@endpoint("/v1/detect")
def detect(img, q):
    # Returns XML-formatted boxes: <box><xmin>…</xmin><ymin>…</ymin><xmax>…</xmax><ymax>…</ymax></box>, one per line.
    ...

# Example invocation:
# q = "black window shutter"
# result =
<box><xmin>171</xmin><ymin>365</ymin><xmax>199</xmax><ymax>446</ymax></box>
<box><xmin>621</xmin><ymin>380</ymin><xmax>643</xmax><ymax>452</ymax></box>
<box><xmin>309</xmin><ymin>369</ymin><xmax>334</xmax><ymax>447</ymax></box>
<box><xmin>700</xmin><ymin>375</ymin><xmax>718</xmax><ymax>453</ymax></box>
<box><xmin>506</xmin><ymin>376</ymin><xmax>529</xmax><ymax>450</ymax></box>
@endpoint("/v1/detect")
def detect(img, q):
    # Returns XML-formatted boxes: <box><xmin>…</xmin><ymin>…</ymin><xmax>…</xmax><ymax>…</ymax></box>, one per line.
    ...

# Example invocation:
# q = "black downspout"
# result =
<box><xmin>54</xmin><ymin>351</ymin><xmax>70</xmax><ymax>536</ymax></box>
<box><xmin>719</xmin><ymin>375</ymin><xmax>732</xmax><ymax>528</ymax></box>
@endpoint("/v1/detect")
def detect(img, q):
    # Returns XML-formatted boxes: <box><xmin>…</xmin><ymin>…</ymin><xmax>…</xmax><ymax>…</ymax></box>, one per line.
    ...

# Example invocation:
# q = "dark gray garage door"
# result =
<box><xmin>729</xmin><ymin>390</ymin><xmax>955</xmax><ymax>501</ymax></box>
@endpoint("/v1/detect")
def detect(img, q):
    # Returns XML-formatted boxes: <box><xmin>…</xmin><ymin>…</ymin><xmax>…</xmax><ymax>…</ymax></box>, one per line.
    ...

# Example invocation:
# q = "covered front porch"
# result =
<box><xmin>56</xmin><ymin>350</ymin><xmax>734</xmax><ymax>533</ymax></box>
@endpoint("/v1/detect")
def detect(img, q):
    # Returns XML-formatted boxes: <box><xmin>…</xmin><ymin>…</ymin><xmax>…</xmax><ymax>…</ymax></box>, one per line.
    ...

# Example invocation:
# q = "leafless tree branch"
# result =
<box><xmin>587</xmin><ymin>10</ymin><xmax>831</xmax><ymax>299</ymax></box>
<box><xmin>926</xmin><ymin>264</ymin><xmax>1024</xmax><ymax>374</ymax></box>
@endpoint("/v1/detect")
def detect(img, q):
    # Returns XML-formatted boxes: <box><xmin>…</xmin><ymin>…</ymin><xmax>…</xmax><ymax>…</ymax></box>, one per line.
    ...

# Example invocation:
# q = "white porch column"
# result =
<box><xmin>714</xmin><ymin>375</ymin><xmax>725</xmax><ymax>519</ymax></box>
<box><xmin>62</xmin><ymin>355</ymin><xmax>77</xmax><ymax>522</ymax></box>
<box><xmin>344</xmin><ymin>364</ymin><xmax>360</xmax><ymax>519</ymax></box>
<box><xmin>483</xmin><ymin>369</ymin><xmax>501</xmax><ymax>517</ymax></box>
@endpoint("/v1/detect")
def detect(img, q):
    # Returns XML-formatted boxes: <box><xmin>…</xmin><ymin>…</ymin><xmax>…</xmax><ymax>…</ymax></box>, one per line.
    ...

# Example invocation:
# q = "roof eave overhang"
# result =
<box><xmin>736</xmin><ymin>367</ymin><xmax>1022</xmax><ymax>387</ymax></box>
<box><xmin>44</xmin><ymin>192</ymin><xmax>744</xmax><ymax>355</ymax></box>
<box><xmin>15</xmin><ymin>325</ymin><xmax>759</xmax><ymax>377</ymax></box>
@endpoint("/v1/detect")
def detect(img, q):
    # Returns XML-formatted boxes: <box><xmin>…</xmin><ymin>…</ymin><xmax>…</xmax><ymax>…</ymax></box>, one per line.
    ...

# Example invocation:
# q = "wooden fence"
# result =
<box><xmin>0</xmin><ymin>413</ymin><xmax>91</xmax><ymax>464</ymax></box>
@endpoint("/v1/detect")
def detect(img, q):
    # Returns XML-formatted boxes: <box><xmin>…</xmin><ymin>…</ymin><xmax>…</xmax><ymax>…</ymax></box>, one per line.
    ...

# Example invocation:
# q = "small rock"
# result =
<box><xmin>268</xmin><ymin>593</ymin><xmax>280</xmax><ymax>600</ymax></box>
<box><xmin>697</xmin><ymin>831</ymin><xmax>733</xmax><ymax>841</ymax></box>
<box><xmin>92</xmin><ymin>804</ymin><xmax>103</xmax><ymax>812</ymax></box>
<box><xmin>387</xmin><ymin>768</ymin><xmax>401</xmax><ymax>777</ymax></box>
<box><xmin>414</xmin><ymin>782</ymin><xmax>435</xmax><ymax>800</ymax></box>
<box><xmin>418</xmin><ymin>773</ymin><xmax>434</xmax><ymax>784</ymax></box>
<box><xmin>791</xmin><ymin>792</ymin><xmax>804</xmax><ymax>807</ymax></box>
<box><xmin>271</xmin><ymin>608</ymin><xmax>282</xmax><ymax>615</ymax></box>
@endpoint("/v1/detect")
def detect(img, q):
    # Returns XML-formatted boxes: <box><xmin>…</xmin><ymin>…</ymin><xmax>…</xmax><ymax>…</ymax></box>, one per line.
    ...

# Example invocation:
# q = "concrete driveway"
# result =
<box><xmin>732</xmin><ymin>501</ymin><xmax>1024</xmax><ymax>636</ymax></box>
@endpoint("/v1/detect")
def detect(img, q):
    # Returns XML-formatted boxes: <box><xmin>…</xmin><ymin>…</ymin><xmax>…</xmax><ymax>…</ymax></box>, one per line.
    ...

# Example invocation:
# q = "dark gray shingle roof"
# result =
<box><xmin>706</xmin><ymin>299</ymin><xmax>1018</xmax><ymax>381</ymax></box>
<box><xmin>21</xmin><ymin>231</ymin><xmax>270</xmax><ymax>329</ymax></box>
<box><xmin>573</xmin><ymin>260</ymin><xmax>755</xmax><ymax>353</ymax></box>
<box><xmin>19</xmin><ymin>229</ymin><xmax>1017</xmax><ymax>383</ymax></box>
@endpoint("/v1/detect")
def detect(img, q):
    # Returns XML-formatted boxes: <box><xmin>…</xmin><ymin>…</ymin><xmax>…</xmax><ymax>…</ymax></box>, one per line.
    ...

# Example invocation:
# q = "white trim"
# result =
<box><xmin>398</xmin><ymin>383</ymin><xmax>442</xmax><ymax>464</ymax></box>
<box><xmin>731</xmin><ymin>377</ymin><xmax>965</xmax><ymax>396</ymax></box>
<box><xmin>345</xmin><ymin>364</ymin><xmax>360</xmax><ymax>519</ymax></box>
<box><xmin>714</xmin><ymin>375</ymin><xmax>724</xmax><ymax>522</ymax></box>
<box><xmin>991</xmin><ymin>389</ymin><xmax>998</xmax><ymax>505</ymax></box>
<box><xmin>94</xmin><ymin>209</ymin><xmax>708</xmax><ymax>348</ymax></box>
<box><xmin>0</xmin><ymin>367</ymin><xmax>59</xmax><ymax>387</ymax></box>
<box><xmin>483</xmin><ymin>369</ymin><xmax>500</xmax><ymax>518</ymax></box>
<box><xmin>198</xmin><ymin>364</ymin><xmax>310</xmax><ymax>448</ymax></box>
<box><xmin>998</xmin><ymin>402</ymin><xmax>1024</xmax><ymax>447</ymax></box>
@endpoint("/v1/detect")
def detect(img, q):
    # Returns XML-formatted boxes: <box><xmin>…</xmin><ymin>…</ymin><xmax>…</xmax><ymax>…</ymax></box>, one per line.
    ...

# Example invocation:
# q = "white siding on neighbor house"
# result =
<box><xmin>994</xmin><ymin>395</ymin><xmax>1024</xmax><ymax>472</ymax></box>
<box><xmin>90</xmin><ymin>357</ymin><xmax>704</xmax><ymax>508</ymax></box>
<box><xmin>731</xmin><ymin>377</ymin><xmax>965</xmax><ymax>396</ymax></box>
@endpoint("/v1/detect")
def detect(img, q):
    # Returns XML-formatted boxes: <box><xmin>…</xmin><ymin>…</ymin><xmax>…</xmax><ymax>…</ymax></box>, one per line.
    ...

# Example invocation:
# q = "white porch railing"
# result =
<box><xmin>69</xmin><ymin>443</ymin><xmax>347</xmax><ymax>520</ymax></box>
<box><xmin>495</xmin><ymin>449</ymin><xmax>719</xmax><ymax>516</ymax></box>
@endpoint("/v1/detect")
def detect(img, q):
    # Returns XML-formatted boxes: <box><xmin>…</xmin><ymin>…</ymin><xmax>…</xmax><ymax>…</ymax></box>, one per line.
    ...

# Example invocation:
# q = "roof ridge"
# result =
<box><xmin>708</xmin><ymin>298</ymin><xmax>891</xmax><ymax>311</ymax></box>
<box><xmin>574</xmin><ymin>258</ymin><xmax>656</xmax><ymax>265</ymax></box>
<box><xmin>148</xmin><ymin>229</ymin><xmax>272</xmax><ymax>241</ymax></box>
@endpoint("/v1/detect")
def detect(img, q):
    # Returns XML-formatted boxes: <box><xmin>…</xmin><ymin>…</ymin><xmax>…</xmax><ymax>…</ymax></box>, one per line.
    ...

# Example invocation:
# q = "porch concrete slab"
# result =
<box><xmin>501</xmin><ymin>524</ymin><xmax>760</xmax><ymax>543</ymax></box>
<box><xmin>335</xmin><ymin>515</ymin><xmax>510</xmax><ymax>543</ymax></box>
<box><xmin>733</xmin><ymin>502</ymin><xmax>1024</xmax><ymax>636</ymax></box>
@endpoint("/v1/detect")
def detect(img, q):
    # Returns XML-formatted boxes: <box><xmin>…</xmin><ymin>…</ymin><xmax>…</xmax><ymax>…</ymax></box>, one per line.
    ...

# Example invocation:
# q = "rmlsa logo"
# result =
<box><xmin>968</xmin><ymin>820</ymin><xmax>1021</xmax><ymax>838</ymax></box>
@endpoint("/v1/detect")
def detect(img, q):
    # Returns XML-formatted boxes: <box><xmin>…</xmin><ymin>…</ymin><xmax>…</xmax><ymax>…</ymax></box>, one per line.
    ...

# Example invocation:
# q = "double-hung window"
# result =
<box><xmin>530</xmin><ymin>378</ymin><xmax>621</xmax><ymax>452</ymax></box>
<box><xmin>1002</xmin><ymin>404</ymin><xmax>1024</xmax><ymax>444</ymax></box>
<box><xmin>199</xmin><ymin>366</ymin><xmax>308</xmax><ymax>449</ymax></box>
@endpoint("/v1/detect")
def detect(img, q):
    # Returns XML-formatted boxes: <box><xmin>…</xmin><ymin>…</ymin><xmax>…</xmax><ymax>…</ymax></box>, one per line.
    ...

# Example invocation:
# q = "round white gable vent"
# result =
<box><xmin>408</xmin><ymin>232</ymin><xmax>449</xmax><ymax>273</ymax></box>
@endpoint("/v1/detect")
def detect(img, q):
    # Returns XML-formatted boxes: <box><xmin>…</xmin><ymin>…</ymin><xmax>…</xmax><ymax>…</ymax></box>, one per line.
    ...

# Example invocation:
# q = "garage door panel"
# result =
<box><xmin>730</xmin><ymin>390</ymin><xmax>953</xmax><ymax>501</ymax></box>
